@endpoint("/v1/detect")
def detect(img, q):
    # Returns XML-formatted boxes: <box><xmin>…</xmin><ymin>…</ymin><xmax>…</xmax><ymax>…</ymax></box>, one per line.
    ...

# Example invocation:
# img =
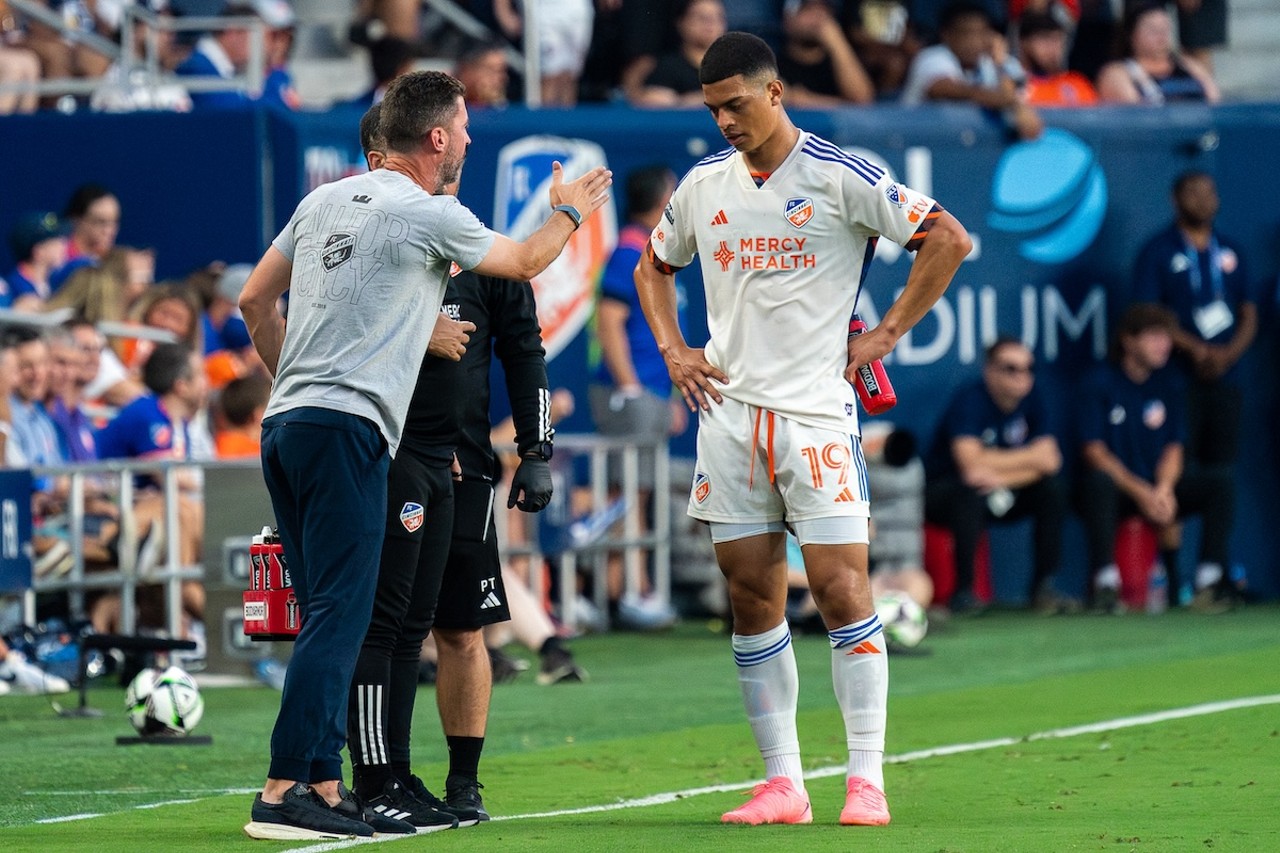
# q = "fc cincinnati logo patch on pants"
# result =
<box><xmin>400</xmin><ymin>502</ymin><xmax>424</xmax><ymax>532</ymax></box>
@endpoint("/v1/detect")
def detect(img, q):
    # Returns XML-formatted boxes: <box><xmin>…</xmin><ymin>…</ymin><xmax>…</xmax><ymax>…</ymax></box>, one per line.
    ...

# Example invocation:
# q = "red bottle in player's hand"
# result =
<box><xmin>848</xmin><ymin>314</ymin><xmax>898</xmax><ymax>415</ymax></box>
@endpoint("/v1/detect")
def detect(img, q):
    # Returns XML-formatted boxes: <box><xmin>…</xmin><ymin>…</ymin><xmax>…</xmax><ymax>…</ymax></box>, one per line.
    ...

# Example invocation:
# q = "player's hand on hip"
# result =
<box><xmin>508</xmin><ymin>457</ymin><xmax>553</xmax><ymax>512</ymax></box>
<box><xmin>664</xmin><ymin>345</ymin><xmax>727</xmax><ymax>412</ymax></box>
<box><xmin>549</xmin><ymin>161</ymin><xmax>614</xmax><ymax>220</ymax></box>
<box><xmin>427</xmin><ymin>315</ymin><xmax>476</xmax><ymax>361</ymax></box>
<box><xmin>844</xmin><ymin>326</ymin><xmax>896</xmax><ymax>385</ymax></box>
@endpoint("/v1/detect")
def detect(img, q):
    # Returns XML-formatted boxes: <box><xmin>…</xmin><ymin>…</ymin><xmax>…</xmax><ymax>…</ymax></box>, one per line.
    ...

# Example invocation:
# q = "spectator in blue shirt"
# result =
<box><xmin>587</xmin><ymin>163</ymin><xmax>685</xmax><ymax>628</ymax></box>
<box><xmin>1076</xmin><ymin>303</ymin><xmax>1234</xmax><ymax>613</ymax></box>
<box><xmin>923</xmin><ymin>337</ymin><xmax>1068</xmax><ymax>614</ymax></box>
<box><xmin>176</xmin><ymin>3</ymin><xmax>262</xmax><ymax>110</ymax></box>
<box><xmin>4</xmin><ymin>212</ymin><xmax>70</xmax><ymax>310</ymax></box>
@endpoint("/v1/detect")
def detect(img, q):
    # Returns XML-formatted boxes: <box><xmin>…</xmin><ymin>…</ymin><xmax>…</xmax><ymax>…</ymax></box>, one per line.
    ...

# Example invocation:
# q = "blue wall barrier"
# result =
<box><xmin>3</xmin><ymin>103</ymin><xmax>1278</xmax><ymax>599</ymax></box>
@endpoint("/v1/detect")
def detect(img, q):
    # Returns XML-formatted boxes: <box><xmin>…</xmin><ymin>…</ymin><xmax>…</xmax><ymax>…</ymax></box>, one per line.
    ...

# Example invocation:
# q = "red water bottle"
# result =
<box><xmin>848</xmin><ymin>314</ymin><xmax>898</xmax><ymax>415</ymax></box>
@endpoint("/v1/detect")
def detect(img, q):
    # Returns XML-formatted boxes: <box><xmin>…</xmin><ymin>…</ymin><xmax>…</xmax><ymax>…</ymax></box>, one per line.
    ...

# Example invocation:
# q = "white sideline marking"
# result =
<box><xmin>283</xmin><ymin>693</ymin><xmax>1280</xmax><ymax>853</ymax></box>
<box><xmin>26</xmin><ymin>694</ymin><xmax>1280</xmax><ymax>840</ymax></box>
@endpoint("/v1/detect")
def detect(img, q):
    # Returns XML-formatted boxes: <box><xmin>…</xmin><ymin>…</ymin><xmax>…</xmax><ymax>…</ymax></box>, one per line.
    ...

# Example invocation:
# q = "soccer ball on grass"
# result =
<box><xmin>874</xmin><ymin>591</ymin><xmax>929</xmax><ymax>649</ymax></box>
<box><xmin>125</xmin><ymin>666</ymin><xmax>204</xmax><ymax>736</ymax></box>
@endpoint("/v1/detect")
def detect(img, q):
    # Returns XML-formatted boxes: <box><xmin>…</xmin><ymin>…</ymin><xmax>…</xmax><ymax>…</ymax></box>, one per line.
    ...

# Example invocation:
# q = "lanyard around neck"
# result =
<box><xmin>1183</xmin><ymin>234</ymin><xmax>1223</xmax><ymax>300</ymax></box>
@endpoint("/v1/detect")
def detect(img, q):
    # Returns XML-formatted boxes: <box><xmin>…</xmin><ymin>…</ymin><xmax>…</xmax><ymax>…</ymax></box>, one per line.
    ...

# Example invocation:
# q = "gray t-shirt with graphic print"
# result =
<box><xmin>265</xmin><ymin>168</ymin><xmax>495</xmax><ymax>456</ymax></box>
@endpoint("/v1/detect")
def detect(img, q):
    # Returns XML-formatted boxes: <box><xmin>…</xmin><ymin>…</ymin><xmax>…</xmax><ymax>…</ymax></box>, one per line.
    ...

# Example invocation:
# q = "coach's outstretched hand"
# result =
<box><xmin>549</xmin><ymin>161</ymin><xmax>613</xmax><ymax>221</ymax></box>
<box><xmin>508</xmin><ymin>457</ymin><xmax>553</xmax><ymax>512</ymax></box>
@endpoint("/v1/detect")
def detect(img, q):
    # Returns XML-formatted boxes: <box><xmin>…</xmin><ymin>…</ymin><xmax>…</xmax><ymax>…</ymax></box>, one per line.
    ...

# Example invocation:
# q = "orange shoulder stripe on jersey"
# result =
<box><xmin>645</xmin><ymin>240</ymin><xmax>684</xmax><ymax>275</ymax></box>
<box><xmin>904</xmin><ymin>203</ymin><xmax>945</xmax><ymax>253</ymax></box>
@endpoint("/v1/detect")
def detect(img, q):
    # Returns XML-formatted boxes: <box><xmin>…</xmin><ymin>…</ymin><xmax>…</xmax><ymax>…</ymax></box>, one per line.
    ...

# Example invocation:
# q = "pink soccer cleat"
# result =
<box><xmin>721</xmin><ymin>777</ymin><xmax>812</xmax><ymax>826</ymax></box>
<box><xmin>839</xmin><ymin>776</ymin><xmax>891</xmax><ymax>826</ymax></box>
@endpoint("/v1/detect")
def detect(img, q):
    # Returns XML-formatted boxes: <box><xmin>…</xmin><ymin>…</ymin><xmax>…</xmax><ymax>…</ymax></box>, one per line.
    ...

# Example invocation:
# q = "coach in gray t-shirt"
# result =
<box><xmin>239</xmin><ymin>70</ymin><xmax>612</xmax><ymax>842</ymax></box>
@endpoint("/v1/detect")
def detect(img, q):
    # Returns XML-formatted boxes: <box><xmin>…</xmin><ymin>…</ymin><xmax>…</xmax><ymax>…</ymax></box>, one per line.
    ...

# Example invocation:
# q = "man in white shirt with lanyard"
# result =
<box><xmin>636</xmin><ymin>31</ymin><xmax>970</xmax><ymax>828</ymax></box>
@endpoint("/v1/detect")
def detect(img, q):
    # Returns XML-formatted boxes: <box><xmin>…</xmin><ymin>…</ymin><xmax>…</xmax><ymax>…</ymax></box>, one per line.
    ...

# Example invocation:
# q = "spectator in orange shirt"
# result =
<box><xmin>1018</xmin><ymin>12</ymin><xmax>1097</xmax><ymax>107</ymax></box>
<box><xmin>214</xmin><ymin>373</ymin><xmax>270</xmax><ymax>459</ymax></box>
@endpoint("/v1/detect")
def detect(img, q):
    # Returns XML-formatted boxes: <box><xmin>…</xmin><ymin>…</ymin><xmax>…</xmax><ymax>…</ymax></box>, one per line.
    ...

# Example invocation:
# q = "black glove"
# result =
<box><xmin>508</xmin><ymin>456</ymin><xmax>553</xmax><ymax>512</ymax></box>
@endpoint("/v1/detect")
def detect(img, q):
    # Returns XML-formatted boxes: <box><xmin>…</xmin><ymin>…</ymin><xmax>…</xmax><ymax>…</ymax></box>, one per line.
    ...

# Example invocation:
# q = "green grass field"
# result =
<box><xmin>4</xmin><ymin>607</ymin><xmax>1279</xmax><ymax>852</ymax></box>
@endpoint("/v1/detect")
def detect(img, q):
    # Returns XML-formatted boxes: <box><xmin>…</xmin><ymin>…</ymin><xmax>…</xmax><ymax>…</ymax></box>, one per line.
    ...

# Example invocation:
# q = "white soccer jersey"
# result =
<box><xmin>651</xmin><ymin>130</ymin><xmax>939</xmax><ymax>433</ymax></box>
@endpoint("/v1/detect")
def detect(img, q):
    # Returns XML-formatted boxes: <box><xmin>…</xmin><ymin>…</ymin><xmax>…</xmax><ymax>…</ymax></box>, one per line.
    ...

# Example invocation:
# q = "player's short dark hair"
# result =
<box><xmin>143</xmin><ymin>342</ymin><xmax>195</xmax><ymax>396</ymax></box>
<box><xmin>219</xmin><ymin>374</ymin><xmax>271</xmax><ymax>427</ymax></box>
<box><xmin>359</xmin><ymin>103</ymin><xmax>384</xmax><ymax>157</ymax></box>
<box><xmin>626</xmin><ymin>165</ymin><xmax>674</xmax><ymax>220</ymax></box>
<box><xmin>1172</xmin><ymin>169</ymin><xmax>1213</xmax><ymax>196</ymax></box>
<box><xmin>63</xmin><ymin>183</ymin><xmax>115</xmax><ymax>220</ymax></box>
<box><xmin>379</xmin><ymin>70</ymin><xmax>467</xmax><ymax>155</ymax></box>
<box><xmin>699</xmin><ymin>32</ymin><xmax>777</xmax><ymax>86</ymax></box>
<box><xmin>939</xmin><ymin>0</ymin><xmax>996</xmax><ymax>32</ymax></box>
<box><xmin>984</xmin><ymin>335</ymin><xmax>1031</xmax><ymax>365</ymax></box>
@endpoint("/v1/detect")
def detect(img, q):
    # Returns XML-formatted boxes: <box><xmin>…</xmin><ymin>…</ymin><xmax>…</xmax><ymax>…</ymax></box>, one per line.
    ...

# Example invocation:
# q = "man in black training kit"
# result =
<box><xmin>345</xmin><ymin>103</ymin><xmax>562</xmax><ymax>829</ymax></box>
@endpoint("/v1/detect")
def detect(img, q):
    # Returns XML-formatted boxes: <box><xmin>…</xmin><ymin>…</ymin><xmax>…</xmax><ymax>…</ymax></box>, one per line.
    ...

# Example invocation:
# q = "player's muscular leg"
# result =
<box><xmin>434</xmin><ymin>627</ymin><xmax>490</xmax><ymax>737</ymax></box>
<box><xmin>714</xmin><ymin>533</ymin><xmax>789</xmax><ymax>635</ymax></box>
<box><xmin>802</xmin><ymin>542</ymin><xmax>874</xmax><ymax>628</ymax></box>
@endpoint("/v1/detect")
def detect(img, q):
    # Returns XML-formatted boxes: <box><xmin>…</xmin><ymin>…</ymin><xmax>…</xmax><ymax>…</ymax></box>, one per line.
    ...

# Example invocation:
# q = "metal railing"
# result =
<box><xmin>26</xmin><ymin>458</ymin><xmax>207</xmax><ymax>638</ymax></box>
<box><xmin>17</xmin><ymin>432</ymin><xmax>672</xmax><ymax>645</ymax></box>
<box><xmin>496</xmin><ymin>433</ymin><xmax>671</xmax><ymax>631</ymax></box>
<box><xmin>0</xmin><ymin>6</ymin><xmax>267</xmax><ymax>103</ymax></box>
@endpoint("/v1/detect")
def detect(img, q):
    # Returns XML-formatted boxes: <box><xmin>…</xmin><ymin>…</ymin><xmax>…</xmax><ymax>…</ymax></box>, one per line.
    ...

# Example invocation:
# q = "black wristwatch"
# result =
<box><xmin>520</xmin><ymin>441</ymin><xmax>554</xmax><ymax>461</ymax></box>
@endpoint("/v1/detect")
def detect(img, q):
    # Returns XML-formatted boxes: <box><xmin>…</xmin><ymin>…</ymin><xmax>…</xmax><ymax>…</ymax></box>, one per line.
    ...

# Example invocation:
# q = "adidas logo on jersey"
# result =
<box><xmin>834</xmin><ymin>488</ymin><xmax>857</xmax><ymax>503</ymax></box>
<box><xmin>352</xmin><ymin>194</ymin><xmax>372</xmax><ymax>204</ymax></box>
<box><xmin>710</xmin><ymin>209</ymin><xmax>728</xmax><ymax>226</ymax></box>
<box><xmin>480</xmin><ymin>592</ymin><xmax>503</xmax><ymax>610</ymax></box>
<box><xmin>845</xmin><ymin>640</ymin><xmax>881</xmax><ymax>655</ymax></box>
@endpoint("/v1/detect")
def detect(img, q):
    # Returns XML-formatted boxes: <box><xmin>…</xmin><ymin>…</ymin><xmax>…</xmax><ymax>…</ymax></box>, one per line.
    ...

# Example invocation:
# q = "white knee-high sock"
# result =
<box><xmin>829</xmin><ymin>614</ymin><xmax>888</xmax><ymax>790</ymax></box>
<box><xmin>732</xmin><ymin>621</ymin><xmax>805</xmax><ymax>792</ymax></box>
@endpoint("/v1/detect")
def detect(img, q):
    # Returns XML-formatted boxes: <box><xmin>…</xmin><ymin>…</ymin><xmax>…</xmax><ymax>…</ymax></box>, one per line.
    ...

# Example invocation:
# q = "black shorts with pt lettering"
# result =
<box><xmin>434</xmin><ymin>477</ymin><xmax>509</xmax><ymax>630</ymax></box>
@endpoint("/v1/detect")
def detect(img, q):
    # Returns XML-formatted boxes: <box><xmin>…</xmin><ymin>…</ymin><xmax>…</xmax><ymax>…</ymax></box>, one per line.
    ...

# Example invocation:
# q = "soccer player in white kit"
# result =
<box><xmin>635</xmin><ymin>32</ymin><xmax>971</xmax><ymax>827</ymax></box>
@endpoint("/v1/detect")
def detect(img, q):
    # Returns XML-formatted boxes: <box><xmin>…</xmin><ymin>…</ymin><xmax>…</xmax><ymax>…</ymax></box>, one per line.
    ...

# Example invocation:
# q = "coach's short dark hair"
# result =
<box><xmin>699</xmin><ymin>32</ymin><xmax>777</xmax><ymax>86</ymax></box>
<box><xmin>626</xmin><ymin>165</ymin><xmax>675</xmax><ymax>220</ymax></box>
<box><xmin>940</xmin><ymin>1</ymin><xmax>996</xmax><ymax>32</ymax></box>
<box><xmin>359</xmin><ymin>104</ymin><xmax>384</xmax><ymax>157</ymax></box>
<box><xmin>379</xmin><ymin>70</ymin><xmax>467</xmax><ymax>155</ymax></box>
<box><xmin>143</xmin><ymin>342</ymin><xmax>195</xmax><ymax>396</ymax></box>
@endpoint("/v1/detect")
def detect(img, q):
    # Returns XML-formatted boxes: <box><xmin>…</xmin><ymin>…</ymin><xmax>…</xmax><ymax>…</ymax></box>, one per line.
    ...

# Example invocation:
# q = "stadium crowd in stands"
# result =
<box><xmin>0</xmin><ymin>0</ymin><xmax>1236</xmax><ymax>115</ymax></box>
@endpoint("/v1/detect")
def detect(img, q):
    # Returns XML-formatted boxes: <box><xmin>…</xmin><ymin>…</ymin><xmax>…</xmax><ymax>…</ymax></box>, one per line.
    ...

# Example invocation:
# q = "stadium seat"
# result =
<box><xmin>923</xmin><ymin>523</ymin><xmax>993</xmax><ymax>607</ymax></box>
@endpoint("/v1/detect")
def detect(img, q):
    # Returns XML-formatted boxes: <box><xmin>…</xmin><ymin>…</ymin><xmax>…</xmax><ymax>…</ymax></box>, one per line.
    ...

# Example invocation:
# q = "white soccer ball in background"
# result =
<box><xmin>874</xmin><ymin>591</ymin><xmax>929</xmax><ymax>649</ymax></box>
<box><xmin>125</xmin><ymin>666</ymin><xmax>205</xmax><ymax>736</ymax></box>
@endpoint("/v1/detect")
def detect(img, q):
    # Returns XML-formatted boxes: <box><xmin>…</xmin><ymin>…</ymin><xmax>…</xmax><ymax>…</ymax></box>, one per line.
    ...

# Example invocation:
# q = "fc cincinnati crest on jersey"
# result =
<box><xmin>400</xmin><ymin>501</ymin><xmax>424</xmax><ymax>533</ymax></box>
<box><xmin>150</xmin><ymin>423</ymin><xmax>172</xmax><ymax>449</ymax></box>
<box><xmin>885</xmin><ymin>184</ymin><xmax>907</xmax><ymax>208</ymax></box>
<box><xmin>322</xmin><ymin>232</ymin><xmax>355</xmax><ymax>270</ymax></box>
<box><xmin>784</xmin><ymin>197</ymin><xmax>813</xmax><ymax>228</ymax></box>
<box><xmin>693</xmin><ymin>472</ymin><xmax>711</xmax><ymax>503</ymax></box>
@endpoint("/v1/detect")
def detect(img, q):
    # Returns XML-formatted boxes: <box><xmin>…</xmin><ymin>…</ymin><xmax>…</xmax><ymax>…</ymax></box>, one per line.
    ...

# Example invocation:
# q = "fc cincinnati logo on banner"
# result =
<box><xmin>322</xmin><ymin>232</ymin><xmax>355</xmax><ymax>270</ymax></box>
<box><xmin>494</xmin><ymin>136</ymin><xmax>618</xmax><ymax>360</ymax></box>
<box><xmin>784</xmin><ymin>197</ymin><xmax>813</xmax><ymax>228</ymax></box>
<box><xmin>400</xmin><ymin>502</ymin><xmax>424</xmax><ymax>533</ymax></box>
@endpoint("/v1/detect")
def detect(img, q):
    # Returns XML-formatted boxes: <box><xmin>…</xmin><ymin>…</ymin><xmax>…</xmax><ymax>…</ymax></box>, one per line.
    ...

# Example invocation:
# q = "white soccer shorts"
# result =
<box><xmin>688</xmin><ymin>395</ymin><xmax>870</xmax><ymax>525</ymax></box>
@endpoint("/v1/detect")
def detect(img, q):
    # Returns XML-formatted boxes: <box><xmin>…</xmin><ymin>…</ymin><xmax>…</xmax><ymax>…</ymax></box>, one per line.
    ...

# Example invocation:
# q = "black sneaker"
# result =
<box><xmin>244</xmin><ymin>783</ymin><xmax>374</xmax><ymax>840</ymax></box>
<box><xmin>407</xmin><ymin>773</ymin><xmax>483</xmax><ymax>828</ymax></box>
<box><xmin>362</xmin><ymin>779</ymin><xmax>457</xmax><ymax>833</ymax></box>
<box><xmin>535</xmin><ymin>646</ymin><xmax>587</xmax><ymax>685</ymax></box>
<box><xmin>489</xmin><ymin>647</ymin><xmax>529</xmax><ymax>684</ymax></box>
<box><xmin>444</xmin><ymin>775</ymin><xmax>491</xmax><ymax>825</ymax></box>
<box><xmin>333</xmin><ymin>782</ymin><xmax>419</xmax><ymax>835</ymax></box>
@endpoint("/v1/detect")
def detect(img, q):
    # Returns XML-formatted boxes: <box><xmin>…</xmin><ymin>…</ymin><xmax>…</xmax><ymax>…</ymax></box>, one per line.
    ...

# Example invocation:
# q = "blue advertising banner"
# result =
<box><xmin>0</xmin><ymin>470</ymin><xmax>33</xmax><ymax>594</ymax></box>
<box><xmin>3</xmin><ymin>102</ymin><xmax>1278</xmax><ymax>598</ymax></box>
